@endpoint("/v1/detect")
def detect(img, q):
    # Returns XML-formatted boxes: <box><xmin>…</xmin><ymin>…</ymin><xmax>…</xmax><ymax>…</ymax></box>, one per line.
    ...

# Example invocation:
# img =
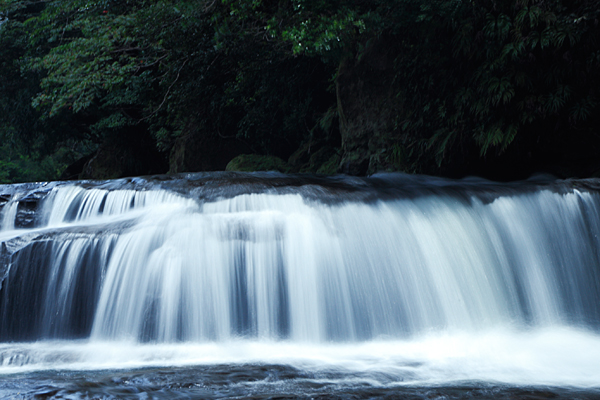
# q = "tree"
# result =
<box><xmin>0</xmin><ymin>0</ymin><xmax>86</xmax><ymax>182</ymax></box>
<box><xmin>1</xmin><ymin>0</ymin><xmax>599</xmax><ymax>181</ymax></box>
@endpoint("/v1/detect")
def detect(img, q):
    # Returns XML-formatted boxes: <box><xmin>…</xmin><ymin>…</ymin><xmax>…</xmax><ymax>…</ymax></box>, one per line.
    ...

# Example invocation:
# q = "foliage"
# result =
<box><xmin>0</xmin><ymin>0</ymin><xmax>599</xmax><ymax>181</ymax></box>
<box><xmin>264</xmin><ymin>0</ymin><xmax>600</xmax><ymax>173</ymax></box>
<box><xmin>10</xmin><ymin>0</ymin><xmax>333</xmax><ymax>157</ymax></box>
<box><xmin>0</xmin><ymin>0</ymin><xmax>87</xmax><ymax>182</ymax></box>
<box><xmin>418</xmin><ymin>0</ymin><xmax>600</xmax><ymax>165</ymax></box>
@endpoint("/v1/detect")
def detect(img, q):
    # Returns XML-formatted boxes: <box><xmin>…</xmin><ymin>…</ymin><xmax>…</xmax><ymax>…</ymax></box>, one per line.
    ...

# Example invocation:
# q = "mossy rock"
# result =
<box><xmin>225</xmin><ymin>154</ymin><xmax>291</xmax><ymax>173</ymax></box>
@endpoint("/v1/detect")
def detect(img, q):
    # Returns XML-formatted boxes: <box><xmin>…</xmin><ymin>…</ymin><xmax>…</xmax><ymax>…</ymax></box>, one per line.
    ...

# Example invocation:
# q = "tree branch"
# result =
<box><xmin>140</xmin><ymin>57</ymin><xmax>188</xmax><ymax>121</ymax></box>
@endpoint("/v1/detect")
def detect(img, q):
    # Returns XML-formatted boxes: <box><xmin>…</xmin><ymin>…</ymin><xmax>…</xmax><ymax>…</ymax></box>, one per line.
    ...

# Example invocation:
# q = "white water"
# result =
<box><xmin>1</xmin><ymin>195</ymin><xmax>19</xmax><ymax>231</ymax></box>
<box><xmin>1</xmin><ymin>176</ymin><xmax>600</xmax><ymax>388</ymax></box>
<box><xmin>1</xmin><ymin>328</ymin><xmax>600</xmax><ymax>388</ymax></box>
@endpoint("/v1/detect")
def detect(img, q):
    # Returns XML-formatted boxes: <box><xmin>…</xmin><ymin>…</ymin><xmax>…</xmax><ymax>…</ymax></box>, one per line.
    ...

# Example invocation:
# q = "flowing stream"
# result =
<box><xmin>0</xmin><ymin>172</ymin><xmax>599</xmax><ymax>399</ymax></box>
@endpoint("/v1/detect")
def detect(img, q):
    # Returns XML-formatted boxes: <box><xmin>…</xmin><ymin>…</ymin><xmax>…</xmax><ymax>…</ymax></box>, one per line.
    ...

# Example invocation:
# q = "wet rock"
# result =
<box><xmin>14</xmin><ymin>190</ymin><xmax>51</xmax><ymax>229</ymax></box>
<box><xmin>0</xmin><ymin>194</ymin><xmax>10</xmax><ymax>208</ymax></box>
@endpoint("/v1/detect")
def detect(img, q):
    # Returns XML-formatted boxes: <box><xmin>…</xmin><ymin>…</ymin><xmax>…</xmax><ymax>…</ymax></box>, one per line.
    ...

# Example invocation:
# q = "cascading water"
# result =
<box><xmin>1</xmin><ymin>195</ymin><xmax>19</xmax><ymax>232</ymax></box>
<box><xmin>1</xmin><ymin>172</ymin><xmax>600</xmax><ymax>398</ymax></box>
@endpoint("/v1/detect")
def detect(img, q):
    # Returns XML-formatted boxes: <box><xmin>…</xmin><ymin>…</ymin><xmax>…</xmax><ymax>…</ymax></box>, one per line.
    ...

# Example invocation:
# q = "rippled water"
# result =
<box><xmin>4</xmin><ymin>368</ymin><xmax>599</xmax><ymax>399</ymax></box>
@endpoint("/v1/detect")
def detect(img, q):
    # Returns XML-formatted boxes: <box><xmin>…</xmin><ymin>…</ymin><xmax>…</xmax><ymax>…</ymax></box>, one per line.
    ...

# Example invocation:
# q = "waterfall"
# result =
<box><xmin>1</xmin><ymin>173</ymin><xmax>599</xmax><ymax>345</ymax></box>
<box><xmin>1</xmin><ymin>196</ymin><xmax>19</xmax><ymax>232</ymax></box>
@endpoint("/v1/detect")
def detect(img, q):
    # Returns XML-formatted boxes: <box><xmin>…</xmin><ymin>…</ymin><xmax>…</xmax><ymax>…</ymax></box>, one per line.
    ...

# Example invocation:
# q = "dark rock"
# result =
<box><xmin>336</xmin><ymin>35</ymin><xmax>400</xmax><ymax>175</ymax></box>
<box><xmin>80</xmin><ymin>141</ymin><xmax>167</xmax><ymax>180</ymax></box>
<box><xmin>225</xmin><ymin>154</ymin><xmax>291</xmax><ymax>173</ymax></box>
<box><xmin>80</xmin><ymin>145</ymin><xmax>133</xmax><ymax>180</ymax></box>
<box><xmin>316</xmin><ymin>154</ymin><xmax>341</xmax><ymax>175</ymax></box>
<box><xmin>14</xmin><ymin>190</ymin><xmax>50</xmax><ymax>229</ymax></box>
<box><xmin>288</xmin><ymin>142</ymin><xmax>313</xmax><ymax>170</ymax></box>
<box><xmin>288</xmin><ymin>142</ymin><xmax>338</xmax><ymax>174</ymax></box>
<box><xmin>169</xmin><ymin>126</ymin><xmax>251</xmax><ymax>174</ymax></box>
<box><xmin>303</xmin><ymin>146</ymin><xmax>337</xmax><ymax>173</ymax></box>
<box><xmin>0</xmin><ymin>194</ymin><xmax>10</xmax><ymax>208</ymax></box>
<box><xmin>59</xmin><ymin>154</ymin><xmax>95</xmax><ymax>181</ymax></box>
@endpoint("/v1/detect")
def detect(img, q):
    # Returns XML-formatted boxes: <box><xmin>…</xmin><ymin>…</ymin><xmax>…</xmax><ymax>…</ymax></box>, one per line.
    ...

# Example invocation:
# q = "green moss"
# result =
<box><xmin>225</xmin><ymin>154</ymin><xmax>291</xmax><ymax>173</ymax></box>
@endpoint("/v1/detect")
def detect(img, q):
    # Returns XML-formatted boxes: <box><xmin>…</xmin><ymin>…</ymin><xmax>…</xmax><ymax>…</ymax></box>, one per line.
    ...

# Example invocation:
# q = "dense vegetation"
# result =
<box><xmin>0</xmin><ymin>0</ymin><xmax>599</xmax><ymax>182</ymax></box>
